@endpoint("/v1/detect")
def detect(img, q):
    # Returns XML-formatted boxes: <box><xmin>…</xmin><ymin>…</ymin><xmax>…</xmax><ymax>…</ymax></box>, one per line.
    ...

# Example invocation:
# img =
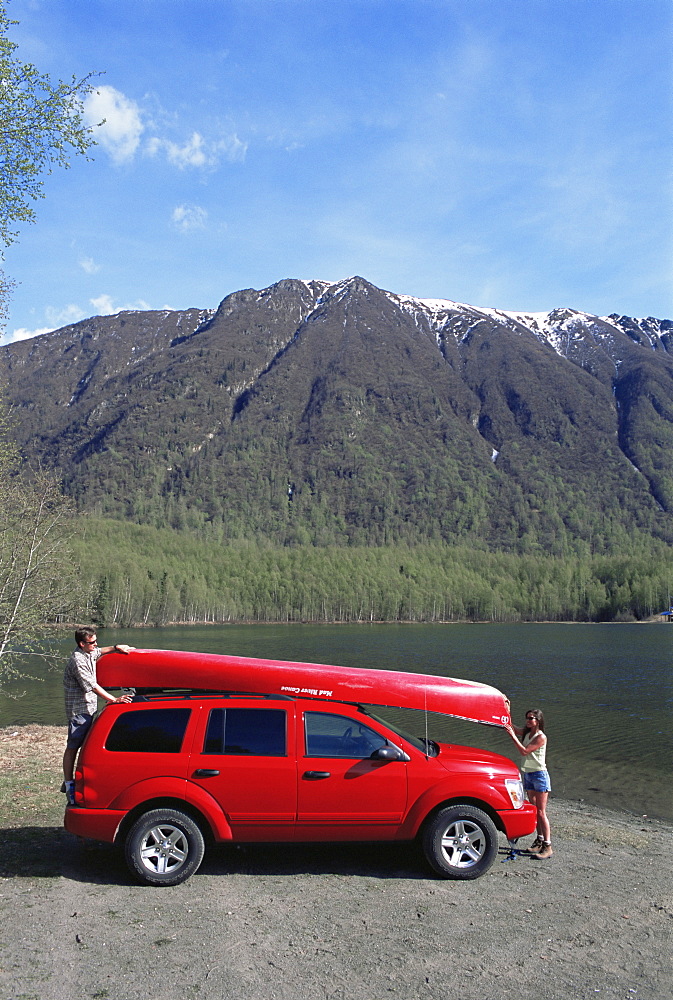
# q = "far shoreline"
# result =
<box><xmin>43</xmin><ymin>616</ymin><xmax>673</xmax><ymax>629</ymax></box>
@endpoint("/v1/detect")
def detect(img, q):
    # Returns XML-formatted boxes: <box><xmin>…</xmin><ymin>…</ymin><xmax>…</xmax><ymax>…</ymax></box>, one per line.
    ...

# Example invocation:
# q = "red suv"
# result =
<box><xmin>65</xmin><ymin>670</ymin><xmax>536</xmax><ymax>885</ymax></box>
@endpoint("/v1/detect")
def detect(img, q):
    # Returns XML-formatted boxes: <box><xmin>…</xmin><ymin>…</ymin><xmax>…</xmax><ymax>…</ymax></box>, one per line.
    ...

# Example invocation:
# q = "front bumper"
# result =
<box><xmin>497</xmin><ymin>802</ymin><xmax>537</xmax><ymax>840</ymax></box>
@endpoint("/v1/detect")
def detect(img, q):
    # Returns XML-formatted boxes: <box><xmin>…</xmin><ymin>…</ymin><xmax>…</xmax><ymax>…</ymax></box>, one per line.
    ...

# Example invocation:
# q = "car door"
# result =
<box><xmin>296</xmin><ymin>709</ymin><xmax>408</xmax><ymax>839</ymax></box>
<box><xmin>189</xmin><ymin>701</ymin><xmax>298</xmax><ymax>840</ymax></box>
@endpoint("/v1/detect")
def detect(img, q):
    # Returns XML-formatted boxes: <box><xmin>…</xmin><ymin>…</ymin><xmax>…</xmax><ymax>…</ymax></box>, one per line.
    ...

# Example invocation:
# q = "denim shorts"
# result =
<box><xmin>66</xmin><ymin>713</ymin><xmax>95</xmax><ymax>749</ymax></box>
<box><xmin>523</xmin><ymin>769</ymin><xmax>551</xmax><ymax>793</ymax></box>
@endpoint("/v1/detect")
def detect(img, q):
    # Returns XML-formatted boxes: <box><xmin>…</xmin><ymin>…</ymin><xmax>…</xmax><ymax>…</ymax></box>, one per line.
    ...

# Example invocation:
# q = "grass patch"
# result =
<box><xmin>0</xmin><ymin>726</ymin><xmax>70</xmax><ymax>877</ymax></box>
<box><xmin>0</xmin><ymin>725</ymin><xmax>65</xmax><ymax>829</ymax></box>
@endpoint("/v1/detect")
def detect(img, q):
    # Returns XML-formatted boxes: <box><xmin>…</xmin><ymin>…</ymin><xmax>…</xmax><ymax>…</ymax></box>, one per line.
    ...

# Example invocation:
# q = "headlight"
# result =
<box><xmin>505</xmin><ymin>777</ymin><xmax>525</xmax><ymax>809</ymax></box>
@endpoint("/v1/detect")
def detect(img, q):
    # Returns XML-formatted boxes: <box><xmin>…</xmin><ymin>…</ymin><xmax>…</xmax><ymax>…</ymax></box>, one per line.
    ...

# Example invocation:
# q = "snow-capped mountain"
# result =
<box><xmin>2</xmin><ymin>276</ymin><xmax>672</xmax><ymax>551</ymax></box>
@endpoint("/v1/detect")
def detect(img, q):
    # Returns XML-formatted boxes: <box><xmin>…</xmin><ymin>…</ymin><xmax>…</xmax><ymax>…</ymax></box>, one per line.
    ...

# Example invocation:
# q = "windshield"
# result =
<box><xmin>362</xmin><ymin>707</ymin><xmax>437</xmax><ymax>755</ymax></box>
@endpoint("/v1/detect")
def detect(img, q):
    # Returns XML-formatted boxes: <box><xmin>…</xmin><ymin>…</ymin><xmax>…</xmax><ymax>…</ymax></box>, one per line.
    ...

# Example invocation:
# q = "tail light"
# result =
<box><xmin>73</xmin><ymin>767</ymin><xmax>84</xmax><ymax>807</ymax></box>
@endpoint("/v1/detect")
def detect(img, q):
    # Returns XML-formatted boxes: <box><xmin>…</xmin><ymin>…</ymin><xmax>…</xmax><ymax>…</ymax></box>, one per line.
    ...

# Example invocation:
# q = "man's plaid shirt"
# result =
<box><xmin>63</xmin><ymin>647</ymin><xmax>102</xmax><ymax>719</ymax></box>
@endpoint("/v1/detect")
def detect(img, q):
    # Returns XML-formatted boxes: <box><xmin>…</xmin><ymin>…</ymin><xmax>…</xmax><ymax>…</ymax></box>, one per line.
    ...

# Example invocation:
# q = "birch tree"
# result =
<box><xmin>0</xmin><ymin>397</ymin><xmax>77</xmax><ymax>684</ymax></box>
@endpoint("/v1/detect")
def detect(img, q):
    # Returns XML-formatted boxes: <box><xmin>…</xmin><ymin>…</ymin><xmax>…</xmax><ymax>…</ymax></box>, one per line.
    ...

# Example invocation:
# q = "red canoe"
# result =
<box><xmin>98</xmin><ymin>648</ymin><xmax>511</xmax><ymax>727</ymax></box>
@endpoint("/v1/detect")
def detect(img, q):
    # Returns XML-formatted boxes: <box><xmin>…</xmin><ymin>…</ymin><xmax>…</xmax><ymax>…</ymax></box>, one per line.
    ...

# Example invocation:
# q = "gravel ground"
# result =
<box><xmin>0</xmin><ymin>727</ymin><xmax>671</xmax><ymax>1000</ymax></box>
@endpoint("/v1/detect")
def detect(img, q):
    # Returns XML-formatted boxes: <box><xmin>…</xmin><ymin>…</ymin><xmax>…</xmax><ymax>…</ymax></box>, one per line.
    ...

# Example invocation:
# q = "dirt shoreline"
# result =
<box><xmin>1</xmin><ymin>727</ymin><xmax>671</xmax><ymax>1000</ymax></box>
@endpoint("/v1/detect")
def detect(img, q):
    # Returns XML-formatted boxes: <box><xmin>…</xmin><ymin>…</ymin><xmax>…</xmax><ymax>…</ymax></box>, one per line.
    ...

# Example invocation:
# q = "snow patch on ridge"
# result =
<box><xmin>385</xmin><ymin>290</ymin><xmax>630</xmax><ymax>360</ymax></box>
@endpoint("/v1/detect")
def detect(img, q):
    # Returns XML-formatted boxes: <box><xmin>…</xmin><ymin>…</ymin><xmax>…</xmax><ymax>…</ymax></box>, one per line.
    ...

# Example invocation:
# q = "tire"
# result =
<box><xmin>422</xmin><ymin>805</ymin><xmax>498</xmax><ymax>880</ymax></box>
<box><xmin>125</xmin><ymin>809</ymin><xmax>205</xmax><ymax>886</ymax></box>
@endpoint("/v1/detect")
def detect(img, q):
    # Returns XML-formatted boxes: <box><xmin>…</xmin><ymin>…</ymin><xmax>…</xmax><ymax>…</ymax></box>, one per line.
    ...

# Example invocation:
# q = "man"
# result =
<box><xmin>62</xmin><ymin>627</ymin><xmax>135</xmax><ymax>804</ymax></box>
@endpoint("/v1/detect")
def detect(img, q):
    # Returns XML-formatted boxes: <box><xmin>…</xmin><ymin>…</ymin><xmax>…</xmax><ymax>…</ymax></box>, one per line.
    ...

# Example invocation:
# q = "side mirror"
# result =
<box><xmin>370</xmin><ymin>745</ymin><xmax>410</xmax><ymax>762</ymax></box>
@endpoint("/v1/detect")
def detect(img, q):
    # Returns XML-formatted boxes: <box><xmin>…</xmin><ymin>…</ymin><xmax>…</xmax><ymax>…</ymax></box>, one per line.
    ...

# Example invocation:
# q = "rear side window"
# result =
<box><xmin>203</xmin><ymin>708</ymin><xmax>286</xmax><ymax>756</ymax></box>
<box><xmin>106</xmin><ymin>708</ymin><xmax>191</xmax><ymax>753</ymax></box>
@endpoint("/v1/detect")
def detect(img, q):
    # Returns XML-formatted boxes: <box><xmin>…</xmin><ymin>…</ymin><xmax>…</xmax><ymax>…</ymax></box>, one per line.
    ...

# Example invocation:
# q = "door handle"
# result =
<box><xmin>194</xmin><ymin>768</ymin><xmax>220</xmax><ymax>777</ymax></box>
<box><xmin>303</xmin><ymin>770</ymin><xmax>331</xmax><ymax>780</ymax></box>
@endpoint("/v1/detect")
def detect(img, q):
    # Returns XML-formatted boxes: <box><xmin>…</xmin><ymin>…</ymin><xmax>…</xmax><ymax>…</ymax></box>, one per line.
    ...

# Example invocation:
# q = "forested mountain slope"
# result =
<box><xmin>3</xmin><ymin>277</ymin><xmax>673</xmax><ymax>554</ymax></box>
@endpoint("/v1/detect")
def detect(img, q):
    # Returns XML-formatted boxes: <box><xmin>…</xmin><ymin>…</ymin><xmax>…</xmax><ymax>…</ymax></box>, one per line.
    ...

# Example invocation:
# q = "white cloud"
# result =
<box><xmin>6</xmin><ymin>303</ymin><xmax>87</xmax><ymax>342</ymax></box>
<box><xmin>89</xmin><ymin>294</ymin><xmax>117</xmax><ymax>315</ymax></box>
<box><xmin>10</xmin><ymin>326</ymin><xmax>54</xmax><ymax>343</ymax></box>
<box><xmin>148</xmin><ymin>131</ymin><xmax>247</xmax><ymax>169</ymax></box>
<box><xmin>90</xmin><ymin>294</ymin><xmax>151</xmax><ymax>315</ymax></box>
<box><xmin>165</xmin><ymin>132</ymin><xmax>211</xmax><ymax>169</ymax></box>
<box><xmin>219</xmin><ymin>134</ymin><xmax>248</xmax><ymax>163</ymax></box>
<box><xmin>84</xmin><ymin>85</ymin><xmax>144</xmax><ymax>165</ymax></box>
<box><xmin>79</xmin><ymin>256</ymin><xmax>100</xmax><ymax>274</ymax></box>
<box><xmin>83</xmin><ymin>84</ymin><xmax>248</xmax><ymax>172</ymax></box>
<box><xmin>172</xmin><ymin>204</ymin><xmax>208</xmax><ymax>231</ymax></box>
<box><xmin>5</xmin><ymin>295</ymin><xmax>161</xmax><ymax>343</ymax></box>
<box><xmin>46</xmin><ymin>304</ymin><xmax>87</xmax><ymax>327</ymax></box>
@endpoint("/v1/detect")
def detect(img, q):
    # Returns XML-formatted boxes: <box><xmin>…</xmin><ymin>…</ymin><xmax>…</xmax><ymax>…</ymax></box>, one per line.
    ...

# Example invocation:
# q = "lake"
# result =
<box><xmin>1</xmin><ymin>623</ymin><xmax>671</xmax><ymax>821</ymax></box>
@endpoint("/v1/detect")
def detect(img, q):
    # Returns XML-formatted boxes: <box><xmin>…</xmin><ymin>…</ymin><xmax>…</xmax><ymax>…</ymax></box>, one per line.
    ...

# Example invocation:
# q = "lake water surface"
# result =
<box><xmin>1</xmin><ymin>623</ymin><xmax>671</xmax><ymax>821</ymax></box>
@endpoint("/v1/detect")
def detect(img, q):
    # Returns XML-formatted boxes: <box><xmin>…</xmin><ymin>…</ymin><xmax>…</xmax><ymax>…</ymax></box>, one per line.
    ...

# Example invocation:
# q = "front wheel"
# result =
<box><xmin>422</xmin><ymin>805</ymin><xmax>498</xmax><ymax>880</ymax></box>
<box><xmin>125</xmin><ymin>809</ymin><xmax>205</xmax><ymax>886</ymax></box>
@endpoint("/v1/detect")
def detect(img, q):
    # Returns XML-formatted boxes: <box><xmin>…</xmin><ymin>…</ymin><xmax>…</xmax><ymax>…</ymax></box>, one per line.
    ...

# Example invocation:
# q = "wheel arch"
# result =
<box><xmin>418</xmin><ymin>796</ymin><xmax>506</xmax><ymax>839</ymax></box>
<box><xmin>115</xmin><ymin>797</ymin><xmax>215</xmax><ymax>846</ymax></box>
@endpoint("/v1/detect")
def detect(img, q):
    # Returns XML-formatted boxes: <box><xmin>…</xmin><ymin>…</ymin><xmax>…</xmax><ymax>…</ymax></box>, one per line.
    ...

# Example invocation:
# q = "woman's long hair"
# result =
<box><xmin>524</xmin><ymin>708</ymin><xmax>545</xmax><ymax>739</ymax></box>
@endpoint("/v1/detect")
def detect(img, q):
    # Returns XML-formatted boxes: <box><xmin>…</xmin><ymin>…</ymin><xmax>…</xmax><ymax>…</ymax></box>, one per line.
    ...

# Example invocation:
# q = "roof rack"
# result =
<box><xmin>133</xmin><ymin>688</ymin><xmax>295</xmax><ymax>701</ymax></box>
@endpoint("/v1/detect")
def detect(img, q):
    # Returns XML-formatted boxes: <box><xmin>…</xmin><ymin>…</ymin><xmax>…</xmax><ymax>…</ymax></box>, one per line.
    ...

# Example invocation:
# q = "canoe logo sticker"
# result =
<box><xmin>281</xmin><ymin>685</ymin><xmax>334</xmax><ymax>698</ymax></box>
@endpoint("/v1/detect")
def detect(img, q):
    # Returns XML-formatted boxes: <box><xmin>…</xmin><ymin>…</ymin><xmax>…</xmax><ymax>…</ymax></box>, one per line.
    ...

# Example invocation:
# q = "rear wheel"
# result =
<box><xmin>125</xmin><ymin>808</ymin><xmax>205</xmax><ymax>886</ymax></box>
<box><xmin>422</xmin><ymin>805</ymin><xmax>498</xmax><ymax>880</ymax></box>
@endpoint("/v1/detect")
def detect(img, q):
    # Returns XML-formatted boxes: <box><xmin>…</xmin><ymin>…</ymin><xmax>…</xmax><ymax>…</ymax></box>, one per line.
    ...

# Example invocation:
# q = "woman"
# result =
<box><xmin>505</xmin><ymin>709</ymin><xmax>552</xmax><ymax>859</ymax></box>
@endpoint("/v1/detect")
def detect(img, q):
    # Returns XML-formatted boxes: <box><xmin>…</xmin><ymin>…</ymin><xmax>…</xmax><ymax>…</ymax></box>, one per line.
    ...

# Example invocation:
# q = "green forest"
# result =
<box><xmin>73</xmin><ymin>517</ymin><xmax>673</xmax><ymax>627</ymax></box>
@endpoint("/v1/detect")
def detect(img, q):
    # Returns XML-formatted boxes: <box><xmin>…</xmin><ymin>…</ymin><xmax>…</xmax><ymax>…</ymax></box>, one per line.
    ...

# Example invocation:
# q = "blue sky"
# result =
<box><xmin>2</xmin><ymin>0</ymin><xmax>672</xmax><ymax>344</ymax></box>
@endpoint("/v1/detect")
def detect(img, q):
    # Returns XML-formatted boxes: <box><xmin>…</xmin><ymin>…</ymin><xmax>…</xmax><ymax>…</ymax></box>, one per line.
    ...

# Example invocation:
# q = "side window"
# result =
<box><xmin>203</xmin><ymin>708</ymin><xmax>286</xmax><ymax>756</ymax></box>
<box><xmin>304</xmin><ymin>713</ymin><xmax>389</xmax><ymax>758</ymax></box>
<box><xmin>106</xmin><ymin>708</ymin><xmax>191</xmax><ymax>753</ymax></box>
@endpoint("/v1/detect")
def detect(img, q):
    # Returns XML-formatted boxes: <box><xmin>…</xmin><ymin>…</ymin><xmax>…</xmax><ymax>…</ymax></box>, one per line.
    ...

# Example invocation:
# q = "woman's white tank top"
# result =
<box><xmin>521</xmin><ymin>730</ymin><xmax>547</xmax><ymax>772</ymax></box>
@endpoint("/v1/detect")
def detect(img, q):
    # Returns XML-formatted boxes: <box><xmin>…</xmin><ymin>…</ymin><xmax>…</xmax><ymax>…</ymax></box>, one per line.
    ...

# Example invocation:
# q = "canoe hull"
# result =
<box><xmin>98</xmin><ymin>648</ymin><xmax>511</xmax><ymax>727</ymax></box>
